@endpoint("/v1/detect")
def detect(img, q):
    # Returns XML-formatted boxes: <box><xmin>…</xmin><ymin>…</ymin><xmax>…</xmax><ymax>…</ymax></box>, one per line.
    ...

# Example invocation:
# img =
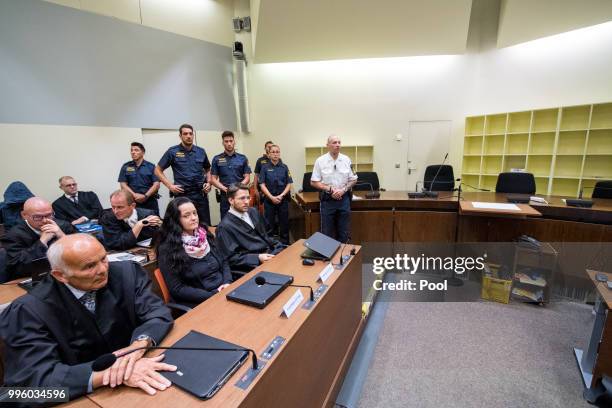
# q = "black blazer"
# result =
<box><xmin>215</xmin><ymin>207</ymin><xmax>284</xmax><ymax>271</ymax></box>
<box><xmin>0</xmin><ymin>219</ymin><xmax>76</xmax><ymax>280</ymax></box>
<box><xmin>52</xmin><ymin>191</ymin><xmax>103</xmax><ymax>223</ymax></box>
<box><xmin>158</xmin><ymin>229</ymin><xmax>232</xmax><ymax>307</ymax></box>
<box><xmin>0</xmin><ymin>261</ymin><xmax>173</xmax><ymax>400</ymax></box>
<box><xmin>100</xmin><ymin>208</ymin><xmax>157</xmax><ymax>250</ymax></box>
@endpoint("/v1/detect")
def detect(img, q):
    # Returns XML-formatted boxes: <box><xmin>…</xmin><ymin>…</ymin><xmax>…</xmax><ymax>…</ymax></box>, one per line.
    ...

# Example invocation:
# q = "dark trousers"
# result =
<box><xmin>320</xmin><ymin>194</ymin><xmax>351</xmax><ymax>242</ymax></box>
<box><xmin>136</xmin><ymin>196</ymin><xmax>159</xmax><ymax>216</ymax></box>
<box><xmin>178</xmin><ymin>191</ymin><xmax>211</xmax><ymax>226</ymax></box>
<box><xmin>263</xmin><ymin>198</ymin><xmax>289</xmax><ymax>244</ymax></box>
<box><xmin>219</xmin><ymin>193</ymin><xmax>230</xmax><ymax>220</ymax></box>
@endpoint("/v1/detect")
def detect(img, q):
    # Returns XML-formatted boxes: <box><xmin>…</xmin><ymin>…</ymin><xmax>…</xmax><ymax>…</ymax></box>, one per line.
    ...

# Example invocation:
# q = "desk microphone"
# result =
<box><xmin>339</xmin><ymin>236</ymin><xmax>351</xmax><ymax>266</ymax></box>
<box><xmin>254</xmin><ymin>276</ymin><xmax>314</xmax><ymax>302</ymax></box>
<box><xmin>92</xmin><ymin>345</ymin><xmax>259</xmax><ymax>372</ymax></box>
<box><xmin>353</xmin><ymin>182</ymin><xmax>380</xmax><ymax>199</ymax></box>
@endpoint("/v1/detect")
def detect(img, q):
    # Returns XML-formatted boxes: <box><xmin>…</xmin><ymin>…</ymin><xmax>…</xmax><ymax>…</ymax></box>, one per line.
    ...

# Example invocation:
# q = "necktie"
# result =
<box><xmin>72</xmin><ymin>196</ymin><xmax>78</xmax><ymax>205</ymax></box>
<box><xmin>79</xmin><ymin>291</ymin><xmax>96</xmax><ymax>314</ymax></box>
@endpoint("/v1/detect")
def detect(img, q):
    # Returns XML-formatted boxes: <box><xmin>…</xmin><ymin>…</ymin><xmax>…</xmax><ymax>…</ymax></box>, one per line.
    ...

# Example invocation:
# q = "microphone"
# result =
<box><xmin>339</xmin><ymin>236</ymin><xmax>351</xmax><ymax>266</ymax></box>
<box><xmin>92</xmin><ymin>345</ymin><xmax>259</xmax><ymax>372</ymax></box>
<box><xmin>254</xmin><ymin>276</ymin><xmax>314</xmax><ymax>302</ymax></box>
<box><xmin>424</xmin><ymin>153</ymin><xmax>449</xmax><ymax>198</ymax></box>
<box><xmin>353</xmin><ymin>182</ymin><xmax>380</xmax><ymax>199</ymax></box>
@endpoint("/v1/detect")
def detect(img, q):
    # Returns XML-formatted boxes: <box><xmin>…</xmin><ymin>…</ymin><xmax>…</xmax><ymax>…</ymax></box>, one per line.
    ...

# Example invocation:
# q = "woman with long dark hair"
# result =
<box><xmin>156</xmin><ymin>197</ymin><xmax>232</xmax><ymax>307</ymax></box>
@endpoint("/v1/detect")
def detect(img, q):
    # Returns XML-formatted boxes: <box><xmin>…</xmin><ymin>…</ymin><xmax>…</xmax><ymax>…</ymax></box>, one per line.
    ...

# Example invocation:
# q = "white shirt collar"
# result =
<box><xmin>229</xmin><ymin>207</ymin><xmax>254</xmax><ymax>228</ymax></box>
<box><xmin>65</xmin><ymin>192</ymin><xmax>78</xmax><ymax>200</ymax></box>
<box><xmin>124</xmin><ymin>209</ymin><xmax>139</xmax><ymax>227</ymax></box>
<box><xmin>24</xmin><ymin>219</ymin><xmax>41</xmax><ymax>236</ymax></box>
<box><xmin>64</xmin><ymin>282</ymin><xmax>87</xmax><ymax>300</ymax></box>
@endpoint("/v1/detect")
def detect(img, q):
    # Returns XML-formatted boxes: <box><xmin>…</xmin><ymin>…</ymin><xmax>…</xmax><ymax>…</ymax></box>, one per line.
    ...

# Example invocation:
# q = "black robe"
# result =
<box><xmin>215</xmin><ymin>207</ymin><xmax>284</xmax><ymax>271</ymax></box>
<box><xmin>100</xmin><ymin>208</ymin><xmax>157</xmax><ymax>250</ymax></box>
<box><xmin>0</xmin><ymin>219</ymin><xmax>76</xmax><ymax>280</ymax></box>
<box><xmin>0</xmin><ymin>261</ymin><xmax>173</xmax><ymax>400</ymax></box>
<box><xmin>52</xmin><ymin>191</ymin><xmax>103</xmax><ymax>223</ymax></box>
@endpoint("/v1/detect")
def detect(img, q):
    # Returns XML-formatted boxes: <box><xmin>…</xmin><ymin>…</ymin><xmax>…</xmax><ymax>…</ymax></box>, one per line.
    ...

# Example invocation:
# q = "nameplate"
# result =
<box><xmin>319</xmin><ymin>264</ymin><xmax>334</xmax><ymax>282</ymax></box>
<box><xmin>281</xmin><ymin>290</ymin><xmax>304</xmax><ymax>318</ymax></box>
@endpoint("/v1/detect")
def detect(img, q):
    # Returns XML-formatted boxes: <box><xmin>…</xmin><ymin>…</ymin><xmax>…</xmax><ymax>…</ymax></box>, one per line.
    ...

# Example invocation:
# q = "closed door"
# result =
<box><xmin>406</xmin><ymin>121</ymin><xmax>452</xmax><ymax>191</ymax></box>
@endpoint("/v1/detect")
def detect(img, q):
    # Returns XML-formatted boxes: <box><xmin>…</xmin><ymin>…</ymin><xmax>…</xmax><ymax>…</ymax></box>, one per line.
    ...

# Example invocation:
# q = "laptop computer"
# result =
<box><xmin>18</xmin><ymin>257</ymin><xmax>51</xmax><ymax>291</ymax></box>
<box><xmin>300</xmin><ymin>232</ymin><xmax>341</xmax><ymax>261</ymax></box>
<box><xmin>226</xmin><ymin>271</ymin><xmax>293</xmax><ymax>309</ymax></box>
<box><xmin>161</xmin><ymin>330</ymin><xmax>249</xmax><ymax>400</ymax></box>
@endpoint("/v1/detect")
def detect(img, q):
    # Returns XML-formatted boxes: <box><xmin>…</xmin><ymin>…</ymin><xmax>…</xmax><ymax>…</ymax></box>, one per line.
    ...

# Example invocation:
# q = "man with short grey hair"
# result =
<box><xmin>52</xmin><ymin>176</ymin><xmax>103</xmax><ymax>225</ymax></box>
<box><xmin>0</xmin><ymin>234</ymin><xmax>175</xmax><ymax>400</ymax></box>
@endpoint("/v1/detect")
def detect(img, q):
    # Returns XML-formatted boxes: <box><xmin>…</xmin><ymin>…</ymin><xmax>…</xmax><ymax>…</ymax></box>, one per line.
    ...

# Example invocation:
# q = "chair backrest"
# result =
<box><xmin>153</xmin><ymin>268</ymin><xmax>172</xmax><ymax>304</ymax></box>
<box><xmin>0</xmin><ymin>247</ymin><xmax>7</xmax><ymax>284</ymax></box>
<box><xmin>354</xmin><ymin>172</ymin><xmax>380</xmax><ymax>191</ymax></box>
<box><xmin>495</xmin><ymin>172</ymin><xmax>536</xmax><ymax>194</ymax></box>
<box><xmin>592</xmin><ymin>180</ymin><xmax>612</xmax><ymax>199</ymax></box>
<box><xmin>301</xmin><ymin>172</ymin><xmax>317</xmax><ymax>192</ymax></box>
<box><xmin>423</xmin><ymin>165</ymin><xmax>455</xmax><ymax>191</ymax></box>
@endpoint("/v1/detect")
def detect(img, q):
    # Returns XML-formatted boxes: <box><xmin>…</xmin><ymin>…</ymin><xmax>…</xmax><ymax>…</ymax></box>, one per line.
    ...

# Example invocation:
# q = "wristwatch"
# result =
<box><xmin>135</xmin><ymin>334</ymin><xmax>153</xmax><ymax>346</ymax></box>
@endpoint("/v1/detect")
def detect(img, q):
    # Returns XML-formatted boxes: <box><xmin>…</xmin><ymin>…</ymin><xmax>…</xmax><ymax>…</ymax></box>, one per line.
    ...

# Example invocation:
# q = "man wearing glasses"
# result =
<box><xmin>0</xmin><ymin>197</ymin><xmax>76</xmax><ymax>280</ymax></box>
<box><xmin>53</xmin><ymin>176</ymin><xmax>104</xmax><ymax>225</ymax></box>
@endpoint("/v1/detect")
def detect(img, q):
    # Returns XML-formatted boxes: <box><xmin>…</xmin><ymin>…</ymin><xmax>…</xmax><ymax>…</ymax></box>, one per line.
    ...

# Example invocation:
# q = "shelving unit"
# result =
<box><xmin>462</xmin><ymin>102</ymin><xmax>612</xmax><ymax>196</ymax></box>
<box><xmin>304</xmin><ymin>145</ymin><xmax>374</xmax><ymax>173</ymax></box>
<box><xmin>511</xmin><ymin>243</ymin><xmax>557</xmax><ymax>305</ymax></box>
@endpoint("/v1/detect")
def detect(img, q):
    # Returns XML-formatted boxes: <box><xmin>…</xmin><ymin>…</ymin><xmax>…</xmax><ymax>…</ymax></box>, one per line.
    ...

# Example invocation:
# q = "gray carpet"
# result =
<box><xmin>357</xmin><ymin>301</ymin><xmax>594</xmax><ymax>408</ymax></box>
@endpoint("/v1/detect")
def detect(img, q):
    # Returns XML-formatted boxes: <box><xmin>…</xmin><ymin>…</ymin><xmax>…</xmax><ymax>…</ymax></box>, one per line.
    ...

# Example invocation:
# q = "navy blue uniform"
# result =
<box><xmin>254</xmin><ymin>155</ymin><xmax>269</xmax><ymax>192</ymax></box>
<box><xmin>259</xmin><ymin>161</ymin><xmax>292</xmax><ymax>244</ymax></box>
<box><xmin>158</xmin><ymin>144</ymin><xmax>211</xmax><ymax>225</ymax></box>
<box><xmin>118</xmin><ymin>160</ymin><xmax>160</xmax><ymax>214</ymax></box>
<box><xmin>211</xmin><ymin>152</ymin><xmax>251</xmax><ymax>219</ymax></box>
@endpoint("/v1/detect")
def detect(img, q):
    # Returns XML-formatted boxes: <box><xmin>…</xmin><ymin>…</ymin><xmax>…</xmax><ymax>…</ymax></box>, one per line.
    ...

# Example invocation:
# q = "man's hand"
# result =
<box><xmin>258</xmin><ymin>253</ymin><xmax>275</xmax><ymax>263</ymax></box>
<box><xmin>217</xmin><ymin>283</ymin><xmax>230</xmax><ymax>292</ymax></box>
<box><xmin>103</xmin><ymin>339</ymin><xmax>149</xmax><ymax>388</ymax></box>
<box><xmin>168</xmin><ymin>184</ymin><xmax>184</xmax><ymax>195</ymax></box>
<box><xmin>331</xmin><ymin>187</ymin><xmax>345</xmax><ymax>200</ymax></box>
<box><xmin>202</xmin><ymin>183</ymin><xmax>212</xmax><ymax>193</ymax></box>
<box><xmin>39</xmin><ymin>221</ymin><xmax>64</xmax><ymax>245</ymax></box>
<box><xmin>142</xmin><ymin>215</ymin><xmax>162</xmax><ymax>227</ymax></box>
<box><xmin>72</xmin><ymin>216</ymin><xmax>89</xmax><ymax>225</ymax></box>
<box><xmin>134</xmin><ymin>193</ymin><xmax>147</xmax><ymax>203</ymax></box>
<box><xmin>273</xmin><ymin>195</ymin><xmax>284</xmax><ymax>204</ymax></box>
<box><xmin>124</xmin><ymin>354</ymin><xmax>177</xmax><ymax>396</ymax></box>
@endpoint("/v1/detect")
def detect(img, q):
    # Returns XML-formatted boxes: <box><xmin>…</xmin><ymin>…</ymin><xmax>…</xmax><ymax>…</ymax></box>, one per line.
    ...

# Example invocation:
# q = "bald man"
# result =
<box><xmin>0</xmin><ymin>196</ymin><xmax>76</xmax><ymax>280</ymax></box>
<box><xmin>0</xmin><ymin>234</ymin><xmax>175</xmax><ymax>400</ymax></box>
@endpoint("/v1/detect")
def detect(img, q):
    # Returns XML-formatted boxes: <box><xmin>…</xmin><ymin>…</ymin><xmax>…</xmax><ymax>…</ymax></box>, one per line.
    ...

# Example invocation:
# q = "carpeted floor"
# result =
<box><xmin>357</xmin><ymin>300</ymin><xmax>594</xmax><ymax>408</ymax></box>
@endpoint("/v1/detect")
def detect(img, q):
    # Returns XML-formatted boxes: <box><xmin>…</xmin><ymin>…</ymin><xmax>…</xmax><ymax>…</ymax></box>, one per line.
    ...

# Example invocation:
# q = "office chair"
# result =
<box><xmin>423</xmin><ymin>165</ymin><xmax>455</xmax><ymax>191</ymax></box>
<box><xmin>152</xmin><ymin>268</ymin><xmax>192</xmax><ymax>318</ymax></box>
<box><xmin>592</xmin><ymin>180</ymin><xmax>612</xmax><ymax>199</ymax></box>
<box><xmin>354</xmin><ymin>172</ymin><xmax>381</xmax><ymax>191</ymax></box>
<box><xmin>301</xmin><ymin>172</ymin><xmax>318</xmax><ymax>193</ymax></box>
<box><xmin>495</xmin><ymin>172</ymin><xmax>536</xmax><ymax>195</ymax></box>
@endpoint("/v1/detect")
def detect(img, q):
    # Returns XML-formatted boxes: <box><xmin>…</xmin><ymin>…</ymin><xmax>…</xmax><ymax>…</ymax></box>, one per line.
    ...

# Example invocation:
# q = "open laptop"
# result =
<box><xmin>161</xmin><ymin>330</ymin><xmax>249</xmax><ymax>400</ymax></box>
<box><xmin>300</xmin><ymin>232</ymin><xmax>341</xmax><ymax>261</ymax></box>
<box><xmin>226</xmin><ymin>271</ymin><xmax>293</xmax><ymax>309</ymax></box>
<box><xmin>18</xmin><ymin>257</ymin><xmax>51</xmax><ymax>291</ymax></box>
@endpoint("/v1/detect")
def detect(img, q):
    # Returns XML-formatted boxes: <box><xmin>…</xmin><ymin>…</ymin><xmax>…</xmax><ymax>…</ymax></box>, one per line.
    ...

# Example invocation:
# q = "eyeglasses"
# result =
<box><xmin>63</xmin><ymin>183</ymin><xmax>77</xmax><ymax>187</ymax></box>
<box><xmin>31</xmin><ymin>212</ymin><xmax>55</xmax><ymax>222</ymax></box>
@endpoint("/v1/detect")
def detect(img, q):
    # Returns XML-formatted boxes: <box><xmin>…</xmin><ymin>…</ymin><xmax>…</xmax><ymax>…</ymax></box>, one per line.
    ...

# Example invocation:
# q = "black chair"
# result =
<box><xmin>495</xmin><ymin>172</ymin><xmax>536</xmax><ymax>195</ymax></box>
<box><xmin>354</xmin><ymin>172</ymin><xmax>381</xmax><ymax>191</ymax></box>
<box><xmin>301</xmin><ymin>172</ymin><xmax>317</xmax><ymax>193</ymax></box>
<box><xmin>423</xmin><ymin>165</ymin><xmax>455</xmax><ymax>191</ymax></box>
<box><xmin>592</xmin><ymin>180</ymin><xmax>612</xmax><ymax>199</ymax></box>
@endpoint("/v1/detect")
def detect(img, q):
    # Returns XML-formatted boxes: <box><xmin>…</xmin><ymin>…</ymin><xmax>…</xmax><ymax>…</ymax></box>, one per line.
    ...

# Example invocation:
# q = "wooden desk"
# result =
<box><xmin>574</xmin><ymin>270</ymin><xmax>612</xmax><ymax>402</ymax></box>
<box><xmin>0</xmin><ymin>279</ymin><xmax>26</xmax><ymax>304</ymax></box>
<box><xmin>87</xmin><ymin>240</ymin><xmax>363</xmax><ymax>408</ymax></box>
<box><xmin>459</xmin><ymin>201</ymin><xmax>541</xmax><ymax>218</ymax></box>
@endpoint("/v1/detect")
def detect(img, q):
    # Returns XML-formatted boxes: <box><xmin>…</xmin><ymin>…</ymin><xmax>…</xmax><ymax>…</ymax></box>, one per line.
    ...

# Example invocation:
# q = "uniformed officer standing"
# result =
<box><xmin>253</xmin><ymin>140</ymin><xmax>274</xmax><ymax>195</ymax></box>
<box><xmin>310</xmin><ymin>135</ymin><xmax>358</xmax><ymax>242</ymax></box>
<box><xmin>118</xmin><ymin>142</ymin><xmax>161</xmax><ymax>215</ymax></box>
<box><xmin>210</xmin><ymin>131</ymin><xmax>251</xmax><ymax>219</ymax></box>
<box><xmin>259</xmin><ymin>144</ymin><xmax>293</xmax><ymax>244</ymax></box>
<box><xmin>155</xmin><ymin>124</ymin><xmax>212</xmax><ymax>225</ymax></box>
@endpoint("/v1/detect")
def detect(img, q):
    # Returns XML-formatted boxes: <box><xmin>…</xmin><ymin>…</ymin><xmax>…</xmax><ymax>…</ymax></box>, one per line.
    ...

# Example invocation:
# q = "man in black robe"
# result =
<box><xmin>100</xmin><ymin>190</ymin><xmax>161</xmax><ymax>250</ymax></box>
<box><xmin>0</xmin><ymin>197</ymin><xmax>76</xmax><ymax>280</ymax></box>
<box><xmin>0</xmin><ymin>233</ymin><xmax>175</xmax><ymax>400</ymax></box>
<box><xmin>52</xmin><ymin>176</ymin><xmax>103</xmax><ymax>225</ymax></box>
<box><xmin>216</xmin><ymin>184</ymin><xmax>285</xmax><ymax>271</ymax></box>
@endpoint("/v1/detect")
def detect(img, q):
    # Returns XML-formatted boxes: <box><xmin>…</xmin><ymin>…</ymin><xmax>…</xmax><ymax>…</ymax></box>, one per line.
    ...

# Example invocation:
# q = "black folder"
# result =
<box><xmin>226</xmin><ymin>271</ymin><xmax>293</xmax><ymax>309</ymax></box>
<box><xmin>300</xmin><ymin>232</ymin><xmax>341</xmax><ymax>261</ymax></box>
<box><xmin>161</xmin><ymin>330</ymin><xmax>249</xmax><ymax>400</ymax></box>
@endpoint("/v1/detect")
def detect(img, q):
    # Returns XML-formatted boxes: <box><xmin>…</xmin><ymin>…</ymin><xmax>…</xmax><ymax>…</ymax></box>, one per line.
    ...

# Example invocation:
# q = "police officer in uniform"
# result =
<box><xmin>259</xmin><ymin>144</ymin><xmax>292</xmax><ymax>244</ymax></box>
<box><xmin>210</xmin><ymin>131</ymin><xmax>251</xmax><ymax>219</ymax></box>
<box><xmin>310</xmin><ymin>135</ymin><xmax>357</xmax><ymax>242</ymax></box>
<box><xmin>118</xmin><ymin>142</ymin><xmax>161</xmax><ymax>215</ymax></box>
<box><xmin>155</xmin><ymin>124</ymin><xmax>212</xmax><ymax>225</ymax></box>
<box><xmin>253</xmin><ymin>140</ymin><xmax>274</xmax><ymax>195</ymax></box>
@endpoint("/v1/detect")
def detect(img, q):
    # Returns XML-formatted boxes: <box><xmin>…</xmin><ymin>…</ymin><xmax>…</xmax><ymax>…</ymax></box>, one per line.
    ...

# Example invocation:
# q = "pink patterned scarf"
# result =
<box><xmin>181</xmin><ymin>226</ymin><xmax>210</xmax><ymax>259</ymax></box>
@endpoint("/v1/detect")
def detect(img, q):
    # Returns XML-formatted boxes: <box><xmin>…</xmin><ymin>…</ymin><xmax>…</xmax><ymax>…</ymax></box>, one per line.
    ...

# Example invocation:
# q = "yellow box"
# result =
<box><xmin>482</xmin><ymin>276</ymin><xmax>512</xmax><ymax>304</ymax></box>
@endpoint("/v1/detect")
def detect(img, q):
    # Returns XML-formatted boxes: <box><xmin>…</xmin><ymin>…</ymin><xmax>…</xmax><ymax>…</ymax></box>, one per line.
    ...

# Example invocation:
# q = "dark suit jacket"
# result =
<box><xmin>0</xmin><ymin>219</ymin><xmax>76</xmax><ymax>280</ymax></box>
<box><xmin>52</xmin><ymin>191</ymin><xmax>103</xmax><ymax>223</ymax></box>
<box><xmin>215</xmin><ymin>207</ymin><xmax>284</xmax><ymax>271</ymax></box>
<box><xmin>0</xmin><ymin>261</ymin><xmax>173</xmax><ymax>400</ymax></box>
<box><xmin>100</xmin><ymin>208</ymin><xmax>157</xmax><ymax>250</ymax></box>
